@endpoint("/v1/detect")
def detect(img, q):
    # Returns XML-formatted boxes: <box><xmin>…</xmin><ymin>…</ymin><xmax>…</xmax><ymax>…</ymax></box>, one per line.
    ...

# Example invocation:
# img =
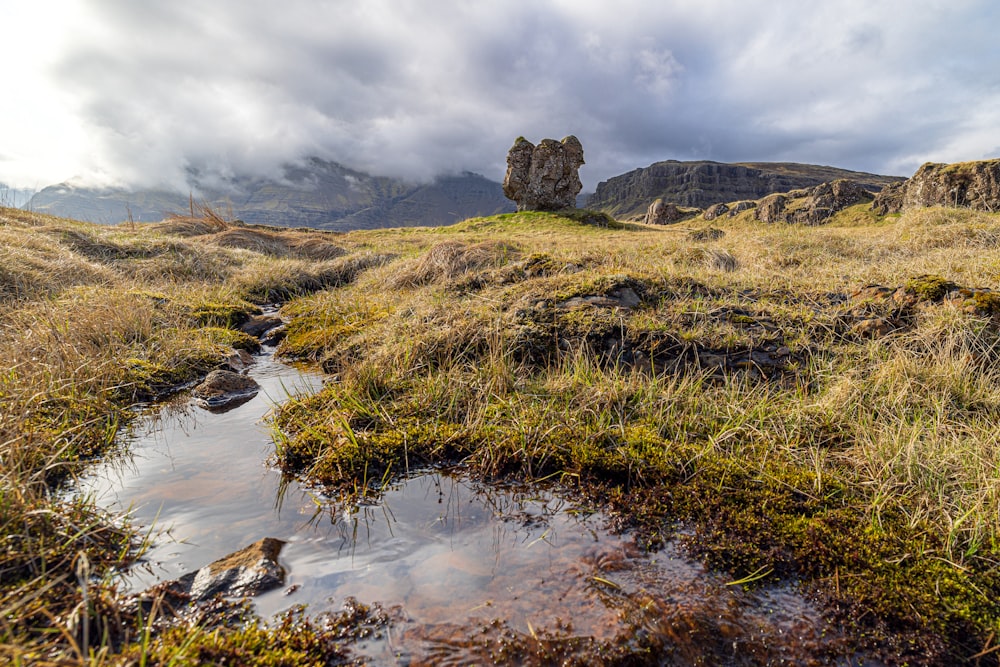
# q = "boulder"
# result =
<box><xmin>703</xmin><ymin>203</ymin><xmax>729</xmax><ymax>220</ymax></box>
<box><xmin>192</xmin><ymin>369</ymin><xmax>260</xmax><ymax>410</ymax></box>
<box><xmin>644</xmin><ymin>199</ymin><xmax>685</xmax><ymax>225</ymax></box>
<box><xmin>168</xmin><ymin>538</ymin><xmax>286</xmax><ymax>601</ymax></box>
<box><xmin>502</xmin><ymin>136</ymin><xmax>585</xmax><ymax>211</ymax></box>
<box><xmin>728</xmin><ymin>200</ymin><xmax>757</xmax><ymax>216</ymax></box>
<box><xmin>872</xmin><ymin>159</ymin><xmax>1000</xmax><ymax>214</ymax></box>
<box><xmin>755</xmin><ymin>180</ymin><xmax>872</xmax><ymax>225</ymax></box>
<box><xmin>755</xmin><ymin>193</ymin><xmax>787</xmax><ymax>223</ymax></box>
<box><xmin>870</xmin><ymin>181</ymin><xmax>905</xmax><ymax>216</ymax></box>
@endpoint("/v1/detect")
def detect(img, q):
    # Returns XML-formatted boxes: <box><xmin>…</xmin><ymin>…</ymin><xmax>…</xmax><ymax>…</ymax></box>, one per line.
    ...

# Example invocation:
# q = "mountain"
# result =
<box><xmin>586</xmin><ymin>160</ymin><xmax>905</xmax><ymax>219</ymax></box>
<box><xmin>0</xmin><ymin>183</ymin><xmax>36</xmax><ymax>209</ymax></box>
<box><xmin>27</xmin><ymin>159</ymin><xmax>514</xmax><ymax>230</ymax></box>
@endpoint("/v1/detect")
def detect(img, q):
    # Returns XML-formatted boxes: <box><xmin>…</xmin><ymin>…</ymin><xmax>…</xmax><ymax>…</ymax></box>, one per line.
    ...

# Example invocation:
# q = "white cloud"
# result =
<box><xmin>0</xmin><ymin>0</ymin><xmax>998</xmax><ymax>191</ymax></box>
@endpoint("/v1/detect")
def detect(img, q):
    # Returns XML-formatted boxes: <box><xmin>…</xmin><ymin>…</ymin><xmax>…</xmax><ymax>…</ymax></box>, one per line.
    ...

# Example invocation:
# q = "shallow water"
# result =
<box><xmin>79</xmin><ymin>350</ymin><xmax>872</xmax><ymax>665</ymax></box>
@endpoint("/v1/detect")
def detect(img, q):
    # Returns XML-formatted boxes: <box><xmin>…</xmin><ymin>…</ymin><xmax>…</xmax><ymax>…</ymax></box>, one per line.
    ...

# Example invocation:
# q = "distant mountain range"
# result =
<box><xmin>1</xmin><ymin>183</ymin><xmax>36</xmax><ymax>209</ymax></box>
<box><xmin>586</xmin><ymin>160</ymin><xmax>905</xmax><ymax>219</ymax></box>
<box><xmin>27</xmin><ymin>158</ymin><xmax>515</xmax><ymax>230</ymax></box>
<box><xmin>23</xmin><ymin>157</ymin><xmax>906</xmax><ymax>229</ymax></box>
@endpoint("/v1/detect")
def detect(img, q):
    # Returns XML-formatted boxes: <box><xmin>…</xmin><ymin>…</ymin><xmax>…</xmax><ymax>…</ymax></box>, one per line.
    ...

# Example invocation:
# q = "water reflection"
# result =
<box><xmin>77</xmin><ymin>351</ymin><xmax>873</xmax><ymax>664</ymax></box>
<box><xmin>76</xmin><ymin>352</ymin><xmax>330</xmax><ymax>590</ymax></box>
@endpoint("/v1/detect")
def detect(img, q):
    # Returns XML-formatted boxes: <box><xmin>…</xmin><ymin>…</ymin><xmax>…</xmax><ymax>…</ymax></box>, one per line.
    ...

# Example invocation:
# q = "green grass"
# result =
<box><xmin>6</xmin><ymin>204</ymin><xmax>1000</xmax><ymax>663</ymax></box>
<box><xmin>270</xmin><ymin>207</ymin><xmax>1000</xmax><ymax>662</ymax></box>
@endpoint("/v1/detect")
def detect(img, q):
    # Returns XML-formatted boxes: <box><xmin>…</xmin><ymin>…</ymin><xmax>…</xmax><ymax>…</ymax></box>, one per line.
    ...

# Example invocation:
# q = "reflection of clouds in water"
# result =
<box><xmin>73</xmin><ymin>352</ymin><xmax>328</xmax><ymax>592</ymax></box>
<box><xmin>73</xmin><ymin>351</ymin><xmax>860</xmax><ymax>664</ymax></box>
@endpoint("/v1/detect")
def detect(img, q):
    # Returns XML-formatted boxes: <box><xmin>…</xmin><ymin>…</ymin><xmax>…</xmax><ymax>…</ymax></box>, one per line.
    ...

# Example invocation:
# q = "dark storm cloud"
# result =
<box><xmin>46</xmin><ymin>0</ymin><xmax>1000</xmax><ymax>191</ymax></box>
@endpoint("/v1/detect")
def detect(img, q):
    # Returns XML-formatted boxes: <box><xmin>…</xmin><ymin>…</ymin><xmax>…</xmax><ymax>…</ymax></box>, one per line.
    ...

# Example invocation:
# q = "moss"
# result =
<box><xmin>557</xmin><ymin>208</ymin><xmax>624</xmax><ymax>229</ymax></box>
<box><xmin>124</xmin><ymin>602</ymin><xmax>388</xmax><ymax>666</ymax></box>
<box><xmin>200</xmin><ymin>326</ymin><xmax>262</xmax><ymax>352</ymax></box>
<box><xmin>955</xmin><ymin>289</ymin><xmax>1000</xmax><ymax>316</ymax></box>
<box><xmin>903</xmin><ymin>274</ymin><xmax>958</xmax><ymax>301</ymax></box>
<box><xmin>191</xmin><ymin>299</ymin><xmax>260</xmax><ymax>327</ymax></box>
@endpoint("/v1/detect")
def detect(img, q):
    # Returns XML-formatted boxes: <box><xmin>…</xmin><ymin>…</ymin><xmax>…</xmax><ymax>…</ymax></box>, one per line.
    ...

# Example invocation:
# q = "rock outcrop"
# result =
<box><xmin>588</xmin><ymin>160</ymin><xmax>902</xmax><ymax>219</ymax></box>
<box><xmin>503</xmin><ymin>136</ymin><xmax>585</xmax><ymax>211</ymax></box>
<box><xmin>754</xmin><ymin>180</ymin><xmax>872</xmax><ymax>225</ymax></box>
<box><xmin>872</xmin><ymin>159</ymin><xmax>1000</xmax><ymax>214</ymax></box>
<box><xmin>645</xmin><ymin>199</ymin><xmax>686</xmax><ymax>225</ymax></box>
<box><xmin>703</xmin><ymin>203</ymin><xmax>729</xmax><ymax>220</ymax></box>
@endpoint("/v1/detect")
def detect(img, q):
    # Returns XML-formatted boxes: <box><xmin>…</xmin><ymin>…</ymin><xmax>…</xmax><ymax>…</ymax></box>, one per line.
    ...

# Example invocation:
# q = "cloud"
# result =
<box><xmin>1</xmin><ymin>0</ymin><xmax>999</xmax><ymax>191</ymax></box>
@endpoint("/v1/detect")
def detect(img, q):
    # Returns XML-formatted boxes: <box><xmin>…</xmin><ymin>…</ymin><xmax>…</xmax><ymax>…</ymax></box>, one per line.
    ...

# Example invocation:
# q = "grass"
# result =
<box><xmin>0</xmin><ymin>206</ymin><xmax>386</xmax><ymax>664</ymax></box>
<box><xmin>270</xmin><ymin>206</ymin><xmax>1000</xmax><ymax>663</ymax></box>
<box><xmin>5</xmin><ymin>202</ymin><xmax>1000</xmax><ymax>664</ymax></box>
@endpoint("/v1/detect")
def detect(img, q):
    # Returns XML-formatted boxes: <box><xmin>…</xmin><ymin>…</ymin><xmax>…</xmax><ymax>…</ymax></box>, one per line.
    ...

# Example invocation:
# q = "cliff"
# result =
<box><xmin>587</xmin><ymin>160</ymin><xmax>904</xmax><ymax>219</ymax></box>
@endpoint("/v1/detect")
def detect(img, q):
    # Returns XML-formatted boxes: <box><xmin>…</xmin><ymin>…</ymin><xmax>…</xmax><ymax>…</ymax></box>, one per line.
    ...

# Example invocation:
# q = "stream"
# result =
<box><xmin>78</xmin><ymin>349</ymin><xmax>875</xmax><ymax>665</ymax></box>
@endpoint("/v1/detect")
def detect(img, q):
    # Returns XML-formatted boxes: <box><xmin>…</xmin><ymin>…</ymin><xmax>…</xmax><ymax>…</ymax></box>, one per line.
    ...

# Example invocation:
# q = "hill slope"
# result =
<box><xmin>587</xmin><ymin>160</ymin><xmax>904</xmax><ymax>218</ymax></box>
<box><xmin>27</xmin><ymin>159</ymin><xmax>514</xmax><ymax>229</ymax></box>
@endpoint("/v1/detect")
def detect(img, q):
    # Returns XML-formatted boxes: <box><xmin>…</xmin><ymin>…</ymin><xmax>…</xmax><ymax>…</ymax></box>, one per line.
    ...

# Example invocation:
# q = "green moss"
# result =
<box><xmin>124</xmin><ymin>603</ymin><xmax>388</xmax><ymax>666</ymax></box>
<box><xmin>956</xmin><ymin>289</ymin><xmax>1000</xmax><ymax>316</ymax></box>
<box><xmin>903</xmin><ymin>274</ymin><xmax>958</xmax><ymax>301</ymax></box>
<box><xmin>191</xmin><ymin>299</ymin><xmax>260</xmax><ymax>327</ymax></box>
<box><xmin>200</xmin><ymin>326</ymin><xmax>262</xmax><ymax>352</ymax></box>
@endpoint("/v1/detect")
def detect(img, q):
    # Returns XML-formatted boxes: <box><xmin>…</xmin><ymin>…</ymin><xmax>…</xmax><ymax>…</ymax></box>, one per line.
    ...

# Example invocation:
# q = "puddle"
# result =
<box><xmin>281</xmin><ymin>473</ymin><xmax>867</xmax><ymax>665</ymax></box>
<box><xmin>79</xmin><ymin>350</ymin><xmax>872</xmax><ymax>665</ymax></box>
<box><xmin>77</xmin><ymin>351</ymin><xmax>329</xmax><ymax>592</ymax></box>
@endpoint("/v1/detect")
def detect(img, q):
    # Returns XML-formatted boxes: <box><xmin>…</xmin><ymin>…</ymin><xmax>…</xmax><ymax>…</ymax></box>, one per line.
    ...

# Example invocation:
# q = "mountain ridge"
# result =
<box><xmin>27</xmin><ymin>157</ymin><xmax>907</xmax><ymax>229</ymax></box>
<box><xmin>587</xmin><ymin>160</ymin><xmax>905</xmax><ymax>219</ymax></box>
<box><xmin>28</xmin><ymin>159</ymin><xmax>515</xmax><ymax>230</ymax></box>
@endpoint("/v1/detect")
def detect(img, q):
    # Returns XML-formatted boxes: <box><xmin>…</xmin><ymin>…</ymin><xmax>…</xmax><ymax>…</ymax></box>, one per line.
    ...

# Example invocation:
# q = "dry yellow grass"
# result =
<box><xmin>5</xmin><ymin>202</ymin><xmax>1000</xmax><ymax>663</ymax></box>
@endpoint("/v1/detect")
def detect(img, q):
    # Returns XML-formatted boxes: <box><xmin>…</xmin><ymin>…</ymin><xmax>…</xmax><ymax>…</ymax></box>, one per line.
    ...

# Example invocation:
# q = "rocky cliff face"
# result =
<box><xmin>871</xmin><ymin>160</ymin><xmax>1000</xmax><ymax>214</ymax></box>
<box><xmin>28</xmin><ymin>159</ymin><xmax>514</xmax><ymax>230</ymax></box>
<box><xmin>588</xmin><ymin>160</ymin><xmax>903</xmax><ymax>219</ymax></box>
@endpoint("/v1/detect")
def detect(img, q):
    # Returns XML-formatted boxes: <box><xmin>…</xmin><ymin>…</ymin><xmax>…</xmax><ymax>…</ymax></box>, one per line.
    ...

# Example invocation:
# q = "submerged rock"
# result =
<box><xmin>192</xmin><ymin>369</ymin><xmax>260</xmax><ymax>410</ymax></box>
<box><xmin>168</xmin><ymin>537</ymin><xmax>286</xmax><ymax>601</ymax></box>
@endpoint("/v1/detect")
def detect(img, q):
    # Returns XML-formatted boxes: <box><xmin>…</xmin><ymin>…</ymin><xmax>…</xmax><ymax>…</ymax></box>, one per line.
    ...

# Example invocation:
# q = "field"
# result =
<box><xmin>3</xmin><ymin>203</ymin><xmax>1000</xmax><ymax>664</ymax></box>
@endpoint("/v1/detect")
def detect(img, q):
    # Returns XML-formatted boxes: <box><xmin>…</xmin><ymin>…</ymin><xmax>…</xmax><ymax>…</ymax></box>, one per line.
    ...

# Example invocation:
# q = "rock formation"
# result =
<box><xmin>703</xmin><ymin>203</ymin><xmax>729</xmax><ymax>220</ymax></box>
<box><xmin>645</xmin><ymin>199</ymin><xmax>686</xmax><ymax>225</ymax></box>
<box><xmin>588</xmin><ymin>160</ymin><xmax>901</xmax><ymax>219</ymax></box>
<box><xmin>502</xmin><ymin>136</ymin><xmax>585</xmax><ymax>211</ymax></box>
<box><xmin>754</xmin><ymin>180</ymin><xmax>872</xmax><ymax>225</ymax></box>
<box><xmin>872</xmin><ymin>159</ymin><xmax>1000</xmax><ymax>214</ymax></box>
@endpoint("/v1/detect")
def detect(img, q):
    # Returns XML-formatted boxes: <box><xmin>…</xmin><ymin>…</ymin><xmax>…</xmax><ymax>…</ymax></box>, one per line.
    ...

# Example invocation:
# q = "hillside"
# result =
<box><xmin>4</xmin><ymin>203</ymin><xmax>1000</xmax><ymax>664</ymax></box>
<box><xmin>588</xmin><ymin>160</ymin><xmax>904</xmax><ymax>218</ymax></box>
<box><xmin>27</xmin><ymin>158</ymin><xmax>514</xmax><ymax>229</ymax></box>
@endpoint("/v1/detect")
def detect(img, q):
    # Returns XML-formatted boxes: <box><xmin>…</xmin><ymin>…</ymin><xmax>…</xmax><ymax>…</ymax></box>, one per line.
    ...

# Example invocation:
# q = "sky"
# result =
<box><xmin>2</xmin><ymin>0</ymin><xmax>999</xmax><ymax>193</ymax></box>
